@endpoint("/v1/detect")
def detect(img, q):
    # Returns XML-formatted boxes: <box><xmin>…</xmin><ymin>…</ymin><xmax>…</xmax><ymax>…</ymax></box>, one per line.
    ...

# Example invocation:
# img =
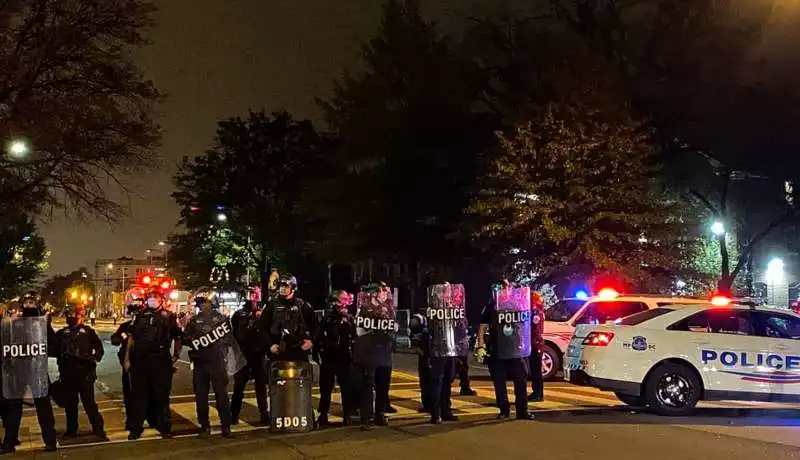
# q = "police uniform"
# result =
<box><xmin>260</xmin><ymin>297</ymin><xmax>317</xmax><ymax>363</ymax></box>
<box><xmin>184</xmin><ymin>308</ymin><xmax>240</xmax><ymax>437</ymax></box>
<box><xmin>54</xmin><ymin>322</ymin><xmax>105</xmax><ymax>437</ymax></box>
<box><xmin>127</xmin><ymin>306</ymin><xmax>183</xmax><ymax>439</ymax></box>
<box><xmin>479</xmin><ymin>286</ymin><xmax>535</xmax><ymax>420</ymax></box>
<box><xmin>528</xmin><ymin>298</ymin><xmax>545</xmax><ymax>401</ymax></box>
<box><xmin>410</xmin><ymin>311</ymin><xmax>432</xmax><ymax>413</ymax></box>
<box><xmin>352</xmin><ymin>285</ymin><xmax>396</xmax><ymax>430</ymax></box>
<box><xmin>230</xmin><ymin>302</ymin><xmax>268</xmax><ymax>425</ymax></box>
<box><xmin>1</xmin><ymin>305</ymin><xmax>57</xmax><ymax>452</ymax></box>
<box><xmin>314</xmin><ymin>307</ymin><xmax>356</xmax><ymax>425</ymax></box>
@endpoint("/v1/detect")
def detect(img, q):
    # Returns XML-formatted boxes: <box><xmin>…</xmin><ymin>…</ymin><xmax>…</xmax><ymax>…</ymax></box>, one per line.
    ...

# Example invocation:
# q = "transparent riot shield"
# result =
<box><xmin>355</xmin><ymin>291</ymin><xmax>397</xmax><ymax>337</ymax></box>
<box><xmin>495</xmin><ymin>286</ymin><xmax>532</xmax><ymax>359</ymax></box>
<box><xmin>186</xmin><ymin>314</ymin><xmax>246</xmax><ymax>377</ymax></box>
<box><xmin>427</xmin><ymin>284</ymin><xmax>469</xmax><ymax>357</ymax></box>
<box><xmin>1</xmin><ymin>316</ymin><xmax>50</xmax><ymax>399</ymax></box>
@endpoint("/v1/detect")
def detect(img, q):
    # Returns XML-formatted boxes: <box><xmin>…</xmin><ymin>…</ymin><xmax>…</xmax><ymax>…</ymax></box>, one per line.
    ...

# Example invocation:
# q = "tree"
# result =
<box><xmin>548</xmin><ymin>0</ymin><xmax>800</xmax><ymax>291</ymax></box>
<box><xmin>0</xmin><ymin>0</ymin><xmax>161</xmax><ymax>220</ymax></box>
<box><xmin>468</xmin><ymin>51</ymin><xmax>697</xmax><ymax>291</ymax></box>
<box><xmin>317</xmin><ymin>0</ymin><xmax>491</xmax><ymax>270</ymax></box>
<box><xmin>0</xmin><ymin>212</ymin><xmax>48</xmax><ymax>301</ymax></box>
<box><xmin>170</xmin><ymin>110</ymin><xmax>329</xmax><ymax>288</ymax></box>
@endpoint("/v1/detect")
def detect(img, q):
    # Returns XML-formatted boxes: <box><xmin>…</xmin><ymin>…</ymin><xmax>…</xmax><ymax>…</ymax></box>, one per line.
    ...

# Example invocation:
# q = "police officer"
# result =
<box><xmin>528</xmin><ymin>291</ymin><xmax>545</xmax><ymax>402</ymax></box>
<box><xmin>259</xmin><ymin>277</ymin><xmax>317</xmax><ymax>363</ymax></box>
<box><xmin>353</xmin><ymin>282</ymin><xmax>396</xmax><ymax>431</ymax></box>
<box><xmin>476</xmin><ymin>281</ymin><xmax>535</xmax><ymax>420</ymax></box>
<box><xmin>314</xmin><ymin>290</ymin><xmax>356</xmax><ymax>427</ymax></box>
<box><xmin>111</xmin><ymin>301</ymin><xmax>160</xmax><ymax>430</ymax></box>
<box><xmin>415</xmin><ymin>283</ymin><xmax>467</xmax><ymax>424</ymax></box>
<box><xmin>410</xmin><ymin>309</ymin><xmax>432</xmax><ymax>414</ymax></box>
<box><xmin>54</xmin><ymin>306</ymin><xmax>105</xmax><ymax>439</ymax></box>
<box><xmin>1</xmin><ymin>292</ymin><xmax>57</xmax><ymax>453</ymax></box>
<box><xmin>230</xmin><ymin>298</ymin><xmax>268</xmax><ymax>425</ymax></box>
<box><xmin>124</xmin><ymin>292</ymin><xmax>183</xmax><ymax>439</ymax></box>
<box><xmin>184</xmin><ymin>296</ymin><xmax>239</xmax><ymax>438</ymax></box>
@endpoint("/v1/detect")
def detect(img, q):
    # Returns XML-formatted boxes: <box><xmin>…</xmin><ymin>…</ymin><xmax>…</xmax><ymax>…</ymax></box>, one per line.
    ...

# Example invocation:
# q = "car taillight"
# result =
<box><xmin>583</xmin><ymin>332</ymin><xmax>614</xmax><ymax>346</ymax></box>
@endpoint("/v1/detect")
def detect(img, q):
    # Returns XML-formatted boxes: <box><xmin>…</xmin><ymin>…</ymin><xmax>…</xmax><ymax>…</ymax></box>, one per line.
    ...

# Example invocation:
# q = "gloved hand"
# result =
<box><xmin>474</xmin><ymin>346</ymin><xmax>487</xmax><ymax>363</ymax></box>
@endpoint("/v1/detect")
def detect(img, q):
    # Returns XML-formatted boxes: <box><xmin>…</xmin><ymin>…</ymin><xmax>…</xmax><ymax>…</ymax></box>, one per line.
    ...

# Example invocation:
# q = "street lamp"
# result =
<box><xmin>107</xmin><ymin>263</ymin><xmax>113</xmax><ymax>270</ymax></box>
<box><xmin>711</xmin><ymin>221</ymin><xmax>725</xmax><ymax>236</ymax></box>
<box><xmin>766</xmin><ymin>257</ymin><xmax>785</xmax><ymax>305</ymax></box>
<box><xmin>217</xmin><ymin>213</ymin><xmax>227</xmax><ymax>222</ymax></box>
<box><xmin>6</xmin><ymin>140</ymin><xmax>29</xmax><ymax>158</ymax></box>
<box><xmin>158</xmin><ymin>241</ymin><xmax>166</xmax><ymax>246</ymax></box>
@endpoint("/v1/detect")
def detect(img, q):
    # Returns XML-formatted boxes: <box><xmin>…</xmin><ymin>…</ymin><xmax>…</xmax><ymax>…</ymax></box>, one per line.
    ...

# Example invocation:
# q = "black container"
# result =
<box><xmin>268</xmin><ymin>361</ymin><xmax>315</xmax><ymax>433</ymax></box>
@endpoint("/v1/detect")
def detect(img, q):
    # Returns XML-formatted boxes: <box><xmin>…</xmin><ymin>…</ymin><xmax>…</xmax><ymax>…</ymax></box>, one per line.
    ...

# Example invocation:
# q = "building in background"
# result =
<box><xmin>93</xmin><ymin>257</ymin><xmax>165</xmax><ymax>316</ymax></box>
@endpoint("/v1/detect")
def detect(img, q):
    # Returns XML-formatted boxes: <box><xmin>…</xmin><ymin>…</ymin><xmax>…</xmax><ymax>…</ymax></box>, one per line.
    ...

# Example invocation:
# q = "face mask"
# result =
<box><xmin>147</xmin><ymin>299</ymin><xmax>160</xmax><ymax>309</ymax></box>
<box><xmin>66</xmin><ymin>317</ymin><xmax>78</xmax><ymax>327</ymax></box>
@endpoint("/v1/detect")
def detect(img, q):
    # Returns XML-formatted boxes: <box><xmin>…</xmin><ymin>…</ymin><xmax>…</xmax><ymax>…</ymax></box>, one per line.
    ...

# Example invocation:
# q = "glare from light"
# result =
<box><xmin>107</xmin><ymin>263</ymin><xmax>113</xmax><ymax>270</ymax></box>
<box><xmin>169</xmin><ymin>291</ymin><xmax>179</xmax><ymax>300</ymax></box>
<box><xmin>7</xmin><ymin>140</ymin><xmax>29</xmax><ymax>158</ymax></box>
<box><xmin>711</xmin><ymin>295</ymin><xmax>731</xmax><ymax>306</ymax></box>
<box><xmin>70</xmin><ymin>291</ymin><xmax>78</xmax><ymax>300</ymax></box>
<box><xmin>597</xmin><ymin>288</ymin><xmax>619</xmax><ymax>300</ymax></box>
<box><xmin>766</xmin><ymin>257</ymin><xmax>785</xmax><ymax>283</ymax></box>
<box><xmin>711</xmin><ymin>221</ymin><xmax>725</xmax><ymax>236</ymax></box>
<box><xmin>574</xmin><ymin>290</ymin><xmax>589</xmax><ymax>300</ymax></box>
<box><xmin>158</xmin><ymin>241</ymin><xmax>166</xmax><ymax>246</ymax></box>
<box><xmin>217</xmin><ymin>213</ymin><xmax>227</xmax><ymax>222</ymax></box>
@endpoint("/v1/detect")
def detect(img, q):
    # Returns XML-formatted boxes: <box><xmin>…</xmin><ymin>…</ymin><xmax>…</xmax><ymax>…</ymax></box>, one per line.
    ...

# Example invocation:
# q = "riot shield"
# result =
<box><xmin>186</xmin><ymin>313</ymin><xmax>247</xmax><ymax>377</ymax></box>
<box><xmin>1</xmin><ymin>316</ymin><xmax>50</xmax><ymax>399</ymax></box>
<box><xmin>426</xmin><ymin>284</ymin><xmax>469</xmax><ymax>357</ymax></box>
<box><xmin>494</xmin><ymin>286</ymin><xmax>532</xmax><ymax>359</ymax></box>
<box><xmin>353</xmin><ymin>290</ymin><xmax>397</xmax><ymax>365</ymax></box>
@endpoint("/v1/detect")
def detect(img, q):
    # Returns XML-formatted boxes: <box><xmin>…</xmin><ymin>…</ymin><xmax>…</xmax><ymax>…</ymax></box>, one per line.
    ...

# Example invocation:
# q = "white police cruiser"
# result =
<box><xmin>563</xmin><ymin>297</ymin><xmax>800</xmax><ymax>415</ymax></box>
<box><xmin>542</xmin><ymin>289</ymin><xmax>706</xmax><ymax>380</ymax></box>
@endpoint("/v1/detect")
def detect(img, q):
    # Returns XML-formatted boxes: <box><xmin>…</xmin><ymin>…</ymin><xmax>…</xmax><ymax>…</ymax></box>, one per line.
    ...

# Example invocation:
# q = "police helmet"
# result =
<box><xmin>21</xmin><ymin>291</ymin><xmax>39</xmax><ymax>303</ymax></box>
<box><xmin>363</xmin><ymin>281</ymin><xmax>389</xmax><ymax>293</ymax></box>
<box><xmin>194</xmin><ymin>295</ymin><xmax>217</xmax><ymax>309</ymax></box>
<box><xmin>279</xmin><ymin>277</ymin><xmax>298</xmax><ymax>289</ymax></box>
<box><xmin>327</xmin><ymin>290</ymin><xmax>353</xmax><ymax>306</ymax></box>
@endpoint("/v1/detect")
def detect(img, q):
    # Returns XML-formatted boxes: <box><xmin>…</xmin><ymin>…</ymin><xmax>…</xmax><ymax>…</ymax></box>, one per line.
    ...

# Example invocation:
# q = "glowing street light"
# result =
<box><xmin>106</xmin><ymin>263</ymin><xmax>113</xmax><ymax>270</ymax></box>
<box><xmin>70</xmin><ymin>290</ymin><xmax>78</xmax><ymax>300</ymax></box>
<box><xmin>158</xmin><ymin>241</ymin><xmax>166</xmax><ymax>246</ymax></box>
<box><xmin>217</xmin><ymin>213</ymin><xmax>227</xmax><ymax>222</ymax></box>
<box><xmin>711</xmin><ymin>221</ymin><xmax>725</xmax><ymax>236</ymax></box>
<box><xmin>6</xmin><ymin>140</ymin><xmax>29</xmax><ymax>158</ymax></box>
<box><xmin>766</xmin><ymin>258</ymin><xmax>785</xmax><ymax>283</ymax></box>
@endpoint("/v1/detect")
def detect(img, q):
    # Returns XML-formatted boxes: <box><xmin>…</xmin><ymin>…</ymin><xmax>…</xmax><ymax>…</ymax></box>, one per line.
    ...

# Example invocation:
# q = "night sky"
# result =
<box><xmin>37</xmin><ymin>0</ymin><xmax>796</xmax><ymax>276</ymax></box>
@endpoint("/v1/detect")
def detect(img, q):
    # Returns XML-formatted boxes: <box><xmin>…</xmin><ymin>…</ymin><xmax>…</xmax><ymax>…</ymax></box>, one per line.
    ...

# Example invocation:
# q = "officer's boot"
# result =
<box><xmin>317</xmin><ymin>413</ymin><xmax>329</xmax><ymax>427</ymax></box>
<box><xmin>374</xmin><ymin>412</ymin><xmax>388</xmax><ymax>426</ymax></box>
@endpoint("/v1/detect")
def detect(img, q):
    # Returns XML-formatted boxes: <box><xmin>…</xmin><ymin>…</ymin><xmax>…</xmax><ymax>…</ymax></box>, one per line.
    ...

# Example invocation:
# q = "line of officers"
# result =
<box><xmin>0</xmin><ymin>278</ymin><xmax>545</xmax><ymax>452</ymax></box>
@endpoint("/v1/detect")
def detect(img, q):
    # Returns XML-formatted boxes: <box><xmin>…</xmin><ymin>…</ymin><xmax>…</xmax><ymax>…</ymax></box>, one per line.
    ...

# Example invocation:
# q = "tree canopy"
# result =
<box><xmin>0</xmin><ymin>212</ymin><xmax>48</xmax><ymax>301</ymax></box>
<box><xmin>0</xmin><ymin>0</ymin><xmax>161</xmax><ymax>220</ymax></box>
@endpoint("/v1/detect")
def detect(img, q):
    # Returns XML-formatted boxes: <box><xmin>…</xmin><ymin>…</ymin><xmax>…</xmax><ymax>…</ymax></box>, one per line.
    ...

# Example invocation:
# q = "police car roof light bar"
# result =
<box><xmin>710</xmin><ymin>296</ymin><xmax>731</xmax><ymax>306</ymax></box>
<box><xmin>596</xmin><ymin>288</ymin><xmax>619</xmax><ymax>300</ymax></box>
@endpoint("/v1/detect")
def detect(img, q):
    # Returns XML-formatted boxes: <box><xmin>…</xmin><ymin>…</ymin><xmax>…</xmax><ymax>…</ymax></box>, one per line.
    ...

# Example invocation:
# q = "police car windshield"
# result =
<box><xmin>545</xmin><ymin>299</ymin><xmax>586</xmax><ymax>322</ymax></box>
<box><xmin>618</xmin><ymin>308</ymin><xmax>674</xmax><ymax>326</ymax></box>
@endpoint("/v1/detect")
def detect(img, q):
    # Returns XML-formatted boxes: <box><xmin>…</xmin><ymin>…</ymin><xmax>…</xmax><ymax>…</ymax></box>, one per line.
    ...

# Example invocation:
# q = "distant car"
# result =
<box><xmin>563</xmin><ymin>298</ymin><xmax>800</xmax><ymax>415</ymax></box>
<box><xmin>542</xmin><ymin>290</ymin><xmax>707</xmax><ymax>380</ymax></box>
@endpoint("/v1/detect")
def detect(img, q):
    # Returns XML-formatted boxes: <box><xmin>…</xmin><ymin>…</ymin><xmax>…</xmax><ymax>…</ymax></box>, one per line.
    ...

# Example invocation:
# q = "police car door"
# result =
<box><xmin>756</xmin><ymin>311</ymin><xmax>800</xmax><ymax>400</ymax></box>
<box><xmin>674</xmin><ymin>309</ymin><xmax>767</xmax><ymax>395</ymax></box>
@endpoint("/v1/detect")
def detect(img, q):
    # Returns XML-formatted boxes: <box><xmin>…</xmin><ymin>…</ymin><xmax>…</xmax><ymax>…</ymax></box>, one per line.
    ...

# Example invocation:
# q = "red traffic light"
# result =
<box><xmin>160</xmin><ymin>280</ymin><xmax>171</xmax><ymax>290</ymax></box>
<box><xmin>141</xmin><ymin>275</ymin><xmax>152</xmax><ymax>285</ymax></box>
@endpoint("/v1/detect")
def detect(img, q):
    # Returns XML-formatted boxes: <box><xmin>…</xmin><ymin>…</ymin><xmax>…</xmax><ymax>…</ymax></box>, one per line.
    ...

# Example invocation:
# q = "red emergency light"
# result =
<box><xmin>710</xmin><ymin>295</ymin><xmax>731</xmax><ymax>306</ymax></box>
<box><xmin>141</xmin><ymin>275</ymin><xmax>152</xmax><ymax>285</ymax></box>
<box><xmin>596</xmin><ymin>288</ymin><xmax>619</xmax><ymax>300</ymax></box>
<box><xmin>160</xmin><ymin>280</ymin><xmax>171</xmax><ymax>290</ymax></box>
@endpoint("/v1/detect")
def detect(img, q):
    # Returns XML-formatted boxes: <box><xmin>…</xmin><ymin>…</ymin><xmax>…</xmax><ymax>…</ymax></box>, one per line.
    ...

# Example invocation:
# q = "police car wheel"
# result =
<box><xmin>643</xmin><ymin>363</ymin><xmax>701</xmax><ymax>416</ymax></box>
<box><xmin>541</xmin><ymin>344</ymin><xmax>560</xmax><ymax>381</ymax></box>
<box><xmin>614</xmin><ymin>392</ymin><xmax>644</xmax><ymax>407</ymax></box>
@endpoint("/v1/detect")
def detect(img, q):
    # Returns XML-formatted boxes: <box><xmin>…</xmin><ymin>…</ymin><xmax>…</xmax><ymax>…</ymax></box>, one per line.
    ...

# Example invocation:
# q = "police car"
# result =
<box><xmin>563</xmin><ymin>297</ymin><xmax>800</xmax><ymax>415</ymax></box>
<box><xmin>542</xmin><ymin>289</ymin><xmax>706</xmax><ymax>380</ymax></box>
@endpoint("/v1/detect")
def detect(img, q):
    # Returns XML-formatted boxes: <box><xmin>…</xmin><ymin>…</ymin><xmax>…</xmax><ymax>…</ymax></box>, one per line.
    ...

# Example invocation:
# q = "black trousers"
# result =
<box><xmin>129</xmin><ymin>353</ymin><xmax>173</xmax><ymax>434</ymax></box>
<box><xmin>63</xmin><ymin>377</ymin><xmax>104</xmax><ymax>433</ymax></box>
<box><xmin>193</xmin><ymin>362</ymin><xmax>231</xmax><ymax>430</ymax></box>
<box><xmin>428</xmin><ymin>357</ymin><xmax>455</xmax><ymax>417</ymax></box>
<box><xmin>318</xmin><ymin>356</ymin><xmax>353</xmax><ymax>416</ymax></box>
<box><xmin>528</xmin><ymin>352</ymin><xmax>544</xmax><ymax>398</ymax></box>
<box><xmin>417</xmin><ymin>354</ymin><xmax>431</xmax><ymax>410</ymax></box>
<box><xmin>376</xmin><ymin>365</ymin><xmax>391</xmax><ymax>411</ymax></box>
<box><xmin>455</xmin><ymin>355</ymin><xmax>472</xmax><ymax>391</ymax></box>
<box><xmin>488</xmin><ymin>357</ymin><xmax>529</xmax><ymax>416</ymax></box>
<box><xmin>353</xmin><ymin>363</ymin><xmax>390</xmax><ymax>423</ymax></box>
<box><xmin>231</xmin><ymin>354</ymin><xmax>268</xmax><ymax>421</ymax></box>
<box><xmin>3</xmin><ymin>397</ymin><xmax>56</xmax><ymax>448</ymax></box>
<box><xmin>122</xmin><ymin>369</ymin><xmax>160</xmax><ymax>429</ymax></box>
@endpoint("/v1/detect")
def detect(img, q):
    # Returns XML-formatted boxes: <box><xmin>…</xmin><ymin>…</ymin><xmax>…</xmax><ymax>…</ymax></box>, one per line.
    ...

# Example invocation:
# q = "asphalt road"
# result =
<box><xmin>12</xmin><ymin>325</ymin><xmax>800</xmax><ymax>459</ymax></box>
